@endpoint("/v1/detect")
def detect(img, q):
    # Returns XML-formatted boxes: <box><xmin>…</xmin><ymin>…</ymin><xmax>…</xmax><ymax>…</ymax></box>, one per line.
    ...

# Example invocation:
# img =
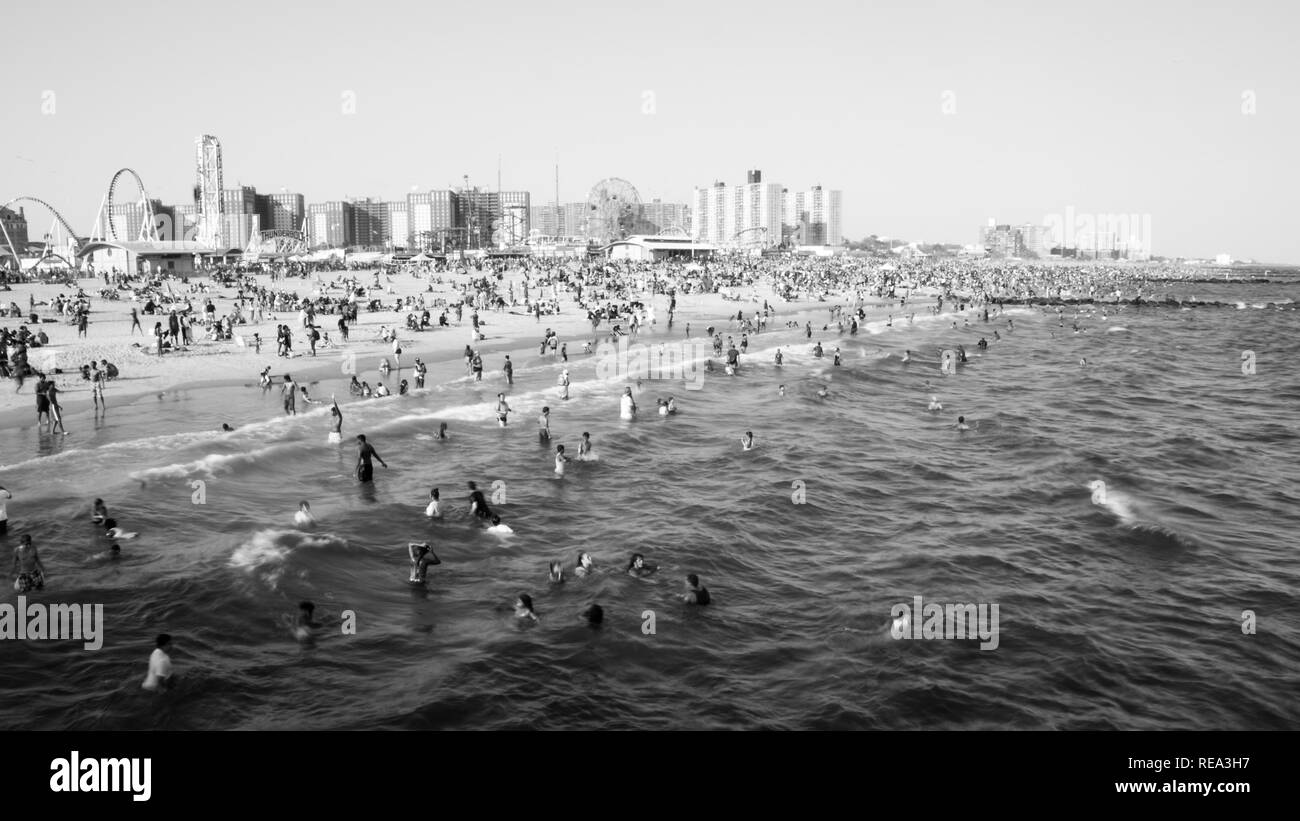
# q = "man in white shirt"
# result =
<box><xmin>0</xmin><ymin>485</ymin><xmax>11</xmax><ymax>535</ymax></box>
<box><xmin>142</xmin><ymin>634</ymin><xmax>174</xmax><ymax>692</ymax></box>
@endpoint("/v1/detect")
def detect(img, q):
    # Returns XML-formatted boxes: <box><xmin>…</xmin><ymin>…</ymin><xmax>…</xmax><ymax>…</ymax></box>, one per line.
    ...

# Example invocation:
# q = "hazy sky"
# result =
<box><xmin>3</xmin><ymin>0</ymin><xmax>1297</xmax><ymax>261</ymax></box>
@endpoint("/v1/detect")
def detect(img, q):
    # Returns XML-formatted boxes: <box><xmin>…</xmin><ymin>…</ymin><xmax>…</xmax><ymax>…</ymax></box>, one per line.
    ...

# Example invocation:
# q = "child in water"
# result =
<box><xmin>294</xmin><ymin>501</ymin><xmax>316</xmax><ymax>527</ymax></box>
<box><xmin>740</xmin><ymin>431</ymin><xmax>755</xmax><ymax>451</ymax></box>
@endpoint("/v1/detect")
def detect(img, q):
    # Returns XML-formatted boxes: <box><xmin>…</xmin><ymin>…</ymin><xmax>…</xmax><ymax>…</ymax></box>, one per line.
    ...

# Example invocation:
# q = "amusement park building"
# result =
<box><xmin>604</xmin><ymin>235</ymin><xmax>717</xmax><ymax>261</ymax></box>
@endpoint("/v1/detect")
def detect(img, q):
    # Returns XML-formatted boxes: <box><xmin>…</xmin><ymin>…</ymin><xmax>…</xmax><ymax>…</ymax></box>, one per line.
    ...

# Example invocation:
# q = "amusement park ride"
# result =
<box><xmin>1</xmin><ymin>134</ymin><xmax>308</xmax><ymax>270</ymax></box>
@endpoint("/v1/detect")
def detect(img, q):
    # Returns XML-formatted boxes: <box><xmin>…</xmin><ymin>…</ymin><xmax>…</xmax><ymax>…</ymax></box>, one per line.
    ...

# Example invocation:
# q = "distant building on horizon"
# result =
<box><xmin>258</xmin><ymin>192</ymin><xmax>305</xmax><ymax>234</ymax></box>
<box><xmin>408</xmin><ymin>190</ymin><xmax>456</xmax><ymax>251</ymax></box>
<box><xmin>307</xmin><ymin>201</ymin><xmax>353</xmax><ymax>248</ymax></box>
<box><xmin>782</xmin><ymin>186</ymin><xmax>842</xmax><ymax>247</ymax></box>
<box><xmin>639</xmin><ymin>199</ymin><xmax>691</xmax><ymax>235</ymax></box>
<box><xmin>0</xmin><ymin>206</ymin><xmax>29</xmax><ymax>253</ymax></box>
<box><xmin>222</xmin><ymin>186</ymin><xmax>259</xmax><ymax>251</ymax></box>
<box><xmin>692</xmin><ymin>171</ymin><xmax>783</xmax><ymax>249</ymax></box>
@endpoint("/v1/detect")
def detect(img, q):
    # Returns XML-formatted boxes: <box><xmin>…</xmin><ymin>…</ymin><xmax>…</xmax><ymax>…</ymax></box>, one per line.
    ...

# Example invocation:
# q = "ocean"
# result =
<box><xmin>2</xmin><ymin>270</ymin><xmax>1298</xmax><ymax>730</ymax></box>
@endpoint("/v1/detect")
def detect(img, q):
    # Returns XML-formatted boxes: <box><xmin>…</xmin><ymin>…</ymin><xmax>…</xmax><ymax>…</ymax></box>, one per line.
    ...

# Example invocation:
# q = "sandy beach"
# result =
<box><xmin>0</xmin><ymin>266</ymin><xmax>827</xmax><ymax>434</ymax></box>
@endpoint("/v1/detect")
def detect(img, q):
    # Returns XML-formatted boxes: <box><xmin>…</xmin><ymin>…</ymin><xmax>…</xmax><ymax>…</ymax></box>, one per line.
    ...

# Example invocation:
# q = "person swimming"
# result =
<box><xmin>548</xmin><ymin>561</ymin><xmax>565</xmax><ymax>583</ymax></box>
<box><xmin>741</xmin><ymin>431</ymin><xmax>754</xmax><ymax>451</ymax></box>
<box><xmin>91</xmin><ymin>543</ymin><xmax>121</xmax><ymax>561</ymax></box>
<box><xmin>408</xmin><ymin>541</ymin><xmax>441</xmax><ymax>583</ymax></box>
<box><xmin>666</xmin><ymin>396</ymin><xmax>677</xmax><ymax>414</ymax></box>
<box><xmin>574</xmin><ymin>552</ymin><xmax>595</xmax><ymax>577</ymax></box>
<box><xmin>680</xmin><ymin>574</ymin><xmax>711</xmax><ymax>605</ymax></box>
<box><xmin>425</xmin><ymin>488</ymin><xmax>442</xmax><ymax>518</ymax></box>
<box><xmin>658</xmin><ymin>398</ymin><xmax>669</xmax><ymax>416</ymax></box>
<box><xmin>438</xmin><ymin>422</ymin><xmax>449</xmax><ymax>439</ymax></box>
<box><xmin>514</xmin><ymin>594</ymin><xmax>539</xmax><ymax>622</ymax></box>
<box><xmin>619</xmin><ymin>387</ymin><xmax>637</xmax><ymax>421</ymax></box>
<box><xmin>293</xmin><ymin>501</ymin><xmax>316</xmax><ymax>527</ymax></box>
<box><xmin>486</xmin><ymin>514</ymin><xmax>514</xmax><ymax>535</ymax></box>
<box><xmin>293</xmin><ymin>601</ymin><xmax>322</xmax><ymax>641</ymax></box>
<box><xmin>578</xmin><ymin>432</ymin><xmax>592</xmax><ymax>460</ymax></box>
<box><xmin>816</xmin><ymin>386</ymin><xmax>829</xmax><ymax>399</ymax></box>
<box><xmin>91</xmin><ymin>498</ymin><xmax>108</xmax><ymax>525</ymax></box>
<box><xmin>902</xmin><ymin>350</ymin><xmax>911</xmax><ymax>363</ymax></box>
<box><xmin>626</xmin><ymin>552</ymin><xmax>657</xmax><ymax>577</ymax></box>
<box><xmin>954</xmin><ymin>415</ymin><xmax>971</xmax><ymax>431</ymax></box>
<box><xmin>583</xmin><ymin>604</ymin><xmax>604</xmax><ymax>626</ymax></box>
<box><xmin>102</xmin><ymin>518</ymin><xmax>137</xmax><ymax>539</ymax></box>
<box><xmin>928</xmin><ymin>395</ymin><xmax>943</xmax><ymax>412</ymax></box>
<box><xmin>778</xmin><ymin>384</ymin><xmax>786</xmax><ymax>397</ymax></box>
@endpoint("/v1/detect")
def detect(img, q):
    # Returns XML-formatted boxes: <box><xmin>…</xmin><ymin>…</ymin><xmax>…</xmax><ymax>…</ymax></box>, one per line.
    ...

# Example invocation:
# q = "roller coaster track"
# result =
<box><xmin>106</xmin><ymin>167</ymin><xmax>159</xmax><ymax>242</ymax></box>
<box><xmin>0</xmin><ymin>196</ymin><xmax>81</xmax><ymax>254</ymax></box>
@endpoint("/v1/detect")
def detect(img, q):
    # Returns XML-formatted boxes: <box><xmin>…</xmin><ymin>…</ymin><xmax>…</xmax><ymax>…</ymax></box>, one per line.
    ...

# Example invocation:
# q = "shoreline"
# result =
<box><xmin>0</xmin><ymin>270</ymin><xmax>844</xmax><ymax>440</ymax></box>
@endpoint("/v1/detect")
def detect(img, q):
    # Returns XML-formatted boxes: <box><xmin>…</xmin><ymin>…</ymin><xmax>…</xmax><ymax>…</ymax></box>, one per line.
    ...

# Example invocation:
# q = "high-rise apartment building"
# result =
<box><xmin>782</xmin><ymin>186</ymin><xmax>843</xmax><ymax>246</ymax></box>
<box><xmin>307</xmin><ymin>201</ymin><xmax>353</xmax><ymax>248</ymax></box>
<box><xmin>256</xmin><ymin>192</ymin><xmax>305</xmax><ymax>233</ymax></box>
<box><xmin>408</xmin><ymin>190</ymin><xmax>457</xmax><ymax>250</ymax></box>
<box><xmin>349</xmin><ymin>198</ymin><xmax>388</xmax><ymax>249</ymax></box>
<box><xmin>0</xmin><ymin>206</ymin><xmax>29</xmax><ymax>250</ymax></box>
<box><xmin>692</xmin><ymin>173</ymin><xmax>782</xmax><ymax>248</ymax></box>
<box><xmin>639</xmin><ymin>200</ymin><xmax>691</xmax><ymax>235</ymax></box>
<box><xmin>387</xmin><ymin>201</ymin><xmax>409</xmax><ymax>250</ymax></box>
<box><xmin>222</xmin><ymin>186</ymin><xmax>259</xmax><ymax>250</ymax></box>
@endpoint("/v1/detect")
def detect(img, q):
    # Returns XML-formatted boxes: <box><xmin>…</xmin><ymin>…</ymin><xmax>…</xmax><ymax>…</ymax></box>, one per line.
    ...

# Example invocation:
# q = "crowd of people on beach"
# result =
<box><xmin>3</xmin><ymin>252</ymin><xmax>1271</xmax><ymax>691</ymax></box>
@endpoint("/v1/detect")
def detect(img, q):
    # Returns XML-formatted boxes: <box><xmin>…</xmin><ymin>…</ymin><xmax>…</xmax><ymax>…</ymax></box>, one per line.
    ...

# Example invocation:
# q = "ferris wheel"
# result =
<box><xmin>585</xmin><ymin>178</ymin><xmax>642</xmax><ymax>243</ymax></box>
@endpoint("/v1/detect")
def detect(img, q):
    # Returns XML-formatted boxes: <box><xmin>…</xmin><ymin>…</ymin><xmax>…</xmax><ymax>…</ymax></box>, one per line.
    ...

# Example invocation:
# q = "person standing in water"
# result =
<box><xmin>424</xmin><ymin>488</ymin><xmax>442</xmax><ymax>519</ymax></box>
<box><xmin>46</xmin><ymin>381</ymin><xmax>67</xmax><ymax>434</ymax></box>
<box><xmin>619</xmin><ymin>386</ymin><xmax>637</xmax><ymax>421</ymax></box>
<box><xmin>538</xmin><ymin>406</ymin><xmax>551</xmax><ymax>442</ymax></box>
<box><xmin>0</xmin><ymin>485</ymin><xmax>11</xmax><ymax>538</ymax></box>
<box><xmin>554</xmin><ymin>444</ymin><xmax>570</xmax><ymax>477</ymax></box>
<box><xmin>496</xmin><ymin>393</ymin><xmax>512</xmax><ymax>427</ymax></box>
<box><xmin>329</xmin><ymin>397</ymin><xmax>343</xmax><ymax>443</ymax></box>
<box><xmin>408</xmin><ymin>542</ymin><xmax>441</xmax><ymax>583</ymax></box>
<box><xmin>12</xmin><ymin>534</ymin><xmax>45</xmax><ymax>592</ymax></box>
<box><xmin>578</xmin><ymin>432</ymin><xmax>592</xmax><ymax>460</ymax></box>
<box><xmin>468</xmin><ymin>481</ymin><xmax>492</xmax><ymax>520</ymax></box>
<box><xmin>740</xmin><ymin>431</ymin><xmax>755</xmax><ymax>451</ymax></box>
<box><xmin>141</xmin><ymin>634</ymin><xmax>174</xmax><ymax>692</ymax></box>
<box><xmin>355</xmin><ymin>434</ymin><xmax>387</xmax><ymax>482</ymax></box>
<box><xmin>282</xmin><ymin>374</ymin><xmax>297</xmax><ymax>415</ymax></box>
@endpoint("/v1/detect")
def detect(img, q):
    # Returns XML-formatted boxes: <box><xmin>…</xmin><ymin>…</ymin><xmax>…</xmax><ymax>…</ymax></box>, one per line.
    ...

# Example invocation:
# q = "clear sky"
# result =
<box><xmin>3</xmin><ymin>0</ymin><xmax>1297</xmax><ymax>261</ymax></box>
